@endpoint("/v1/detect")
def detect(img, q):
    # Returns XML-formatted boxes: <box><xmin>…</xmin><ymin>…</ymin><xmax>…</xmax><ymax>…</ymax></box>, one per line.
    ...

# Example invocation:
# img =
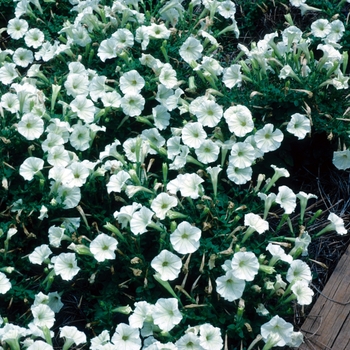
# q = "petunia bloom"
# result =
<box><xmin>151</xmin><ymin>249</ymin><xmax>182</xmax><ymax>281</ymax></box>
<box><xmin>170</xmin><ymin>221</ymin><xmax>201</xmax><ymax>254</ymax></box>
<box><xmin>90</xmin><ymin>233</ymin><xmax>118</xmax><ymax>262</ymax></box>
<box><xmin>153</xmin><ymin>298</ymin><xmax>183</xmax><ymax>332</ymax></box>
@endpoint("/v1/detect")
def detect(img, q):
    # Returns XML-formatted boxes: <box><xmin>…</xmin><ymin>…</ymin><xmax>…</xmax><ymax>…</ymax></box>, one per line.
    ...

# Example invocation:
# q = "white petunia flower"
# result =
<box><xmin>66</xmin><ymin>162</ymin><xmax>90</xmax><ymax>187</ymax></box>
<box><xmin>48</xmin><ymin>226</ymin><xmax>69</xmax><ymax>248</ymax></box>
<box><xmin>0</xmin><ymin>63</ymin><xmax>18</xmax><ymax>85</ymax></box>
<box><xmin>264</xmin><ymin>164</ymin><xmax>290</xmax><ymax>192</ymax></box>
<box><xmin>29</xmin><ymin>244</ymin><xmax>52</xmax><ymax>265</ymax></box>
<box><xmin>175</xmin><ymin>333</ymin><xmax>202</xmax><ymax>350</ymax></box>
<box><xmin>287</xmin><ymin>113</ymin><xmax>311</xmax><ymax>140</ymax></box>
<box><xmin>135</xmin><ymin>25</ymin><xmax>150</xmax><ymax>50</ymax></box>
<box><xmin>179</xmin><ymin>36</ymin><xmax>203</xmax><ymax>64</ymax></box>
<box><xmin>244</xmin><ymin>213</ymin><xmax>269</xmax><ymax>234</ymax></box>
<box><xmin>69</xmin><ymin>122</ymin><xmax>91</xmax><ymax>151</ymax></box>
<box><xmin>182</xmin><ymin>122</ymin><xmax>207</xmax><ymax>149</ymax></box>
<box><xmin>227</xmin><ymin>164</ymin><xmax>252</xmax><ymax>185</ymax></box>
<box><xmin>7</xmin><ymin>18</ymin><xmax>28</xmax><ymax>40</ymax></box>
<box><xmin>60</xmin><ymin>326</ymin><xmax>87</xmax><ymax>348</ymax></box>
<box><xmin>153</xmin><ymin>298</ymin><xmax>183</xmax><ymax>332</ymax></box>
<box><xmin>111</xmin><ymin>323</ymin><xmax>141</xmax><ymax>350</ymax></box>
<box><xmin>128</xmin><ymin>301</ymin><xmax>154</xmax><ymax>329</ymax></box>
<box><xmin>38</xmin><ymin>205</ymin><xmax>49</xmax><ymax>220</ymax></box>
<box><xmin>98</xmin><ymin>37</ymin><xmax>119</xmax><ymax>62</ymax></box>
<box><xmin>254</xmin><ymin>124</ymin><xmax>284</xmax><ymax>153</ymax></box>
<box><xmin>229</xmin><ymin>142</ymin><xmax>256</xmax><ymax>169</ymax></box>
<box><xmin>266</xmin><ymin>243</ymin><xmax>293</xmax><ymax>265</ymax></box>
<box><xmin>217</xmin><ymin>0</ymin><xmax>236</xmax><ymax>18</ymax></box>
<box><xmin>35</xmin><ymin>40</ymin><xmax>61</xmax><ymax>62</ymax></box>
<box><xmin>159</xmin><ymin>63</ymin><xmax>178</xmax><ymax>89</ymax></box>
<box><xmin>258</xmin><ymin>192</ymin><xmax>277</xmax><ymax>219</ymax></box>
<box><xmin>195</xmin><ymin>139</ymin><xmax>220</xmax><ymax>164</ymax></box>
<box><xmin>120</xmin><ymin>93</ymin><xmax>145</xmax><ymax>117</ymax></box>
<box><xmin>152</xmin><ymin>104</ymin><xmax>170</xmax><ymax>130</ymax></box>
<box><xmin>123</xmin><ymin>137</ymin><xmax>149</xmax><ymax>163</ymax></box>
<box><xmin>151</xmin><ymin>192</ymin><xmax>178</xmax><ymax>220</ymax></box>
<box><xmin>291</xmin><ymin>280</ymin><xmax>314</xmax><ymax>305</ymax></box>
<box><xmin>289</xmin><ymin>0</ymin><xmax>306</xmax><ymax>7</ymax></box>
<box><xmin>316</xmin><ymin>212</ymin><xmax>347</xmax><ymax>236</ymax></box>
<box><xmin>107</xmin><ymin>171</ymin><xmax>131</xmax><ymax>194</ymax></box>
<box><xmin>17</xmin><ymin>113</ymin><xmax>44</xmax><ymax>140</ymax></box>
<box><xmin>56</xmin><ymin>184</ymin><xmax>81</xmax><ymax>209</ymax></box>
<box><xmin>279</xmin><ymin>65</ymin><xmax>301</xmax><ymax>82</ymax></box>
<box><xmin>261</xmin><ymin>315</ymin><xmax>293</xmax><ymax>347</ymax></box>
<box><xmin>46</xmin><ymin>118</ymin><xmax>71</xmax><ymax>142</ymax></box>
<box><xmin>41</xmin><ymin>133</ymin><xmax>65</xmax><ymax>153</ymax></box>
<box><xmin>52</xmin><ymin>252</ymin><xmax>80</xmax><ymax>281</ymax></box>
<box><xmin>27</xmin><ymin>340</ymin><xmax>53</xmax><ymax>350</ymax></box>
<box><xmin>64</xmin><ymin>73</ymin><xmax>89</xmax><ymax>97</ymax></box>
<box><xmin>333</xmin><ymin>149</ymin><xmax>350</xmax><ymax>170</ymax></box>
<box><xmin>286</xmin><ymin>331</ymin><xmax>304</xmax><ymax>348</ymax></box>
<box><xmin>327</xmin><ymin>19</ymin><xmax>345</xmax><ymax>42</ymax></box>
<box><xmin>311</xmin><ymin>19</ymin><xmax>331</xmax><ymax>38</ymax></box>
<box><xmin>216</xmin><ymin>271</ymin><xmax>246</xmax><ymax>302</ymax></box>
<box><xmin>101</xmin><ymin>91</ymin><xmax>122</xmax><ymax>108</ymax></box>
<box><xmin>170</xmin><ymin>221</ymin><xmax>201</xmax><ymax>254</ymax></box>
<box><xmin>168</xmin><ymin>173</ymin><xmax>204</xmax><ymax>199</ymax></box>
<box><xmin>25</xmin><ymin>28</ymin><xmax>45</xmax><ymax>48</ymax></box>
<box><xmin>231</xmin><ymin>252</ymin><xmax>259</xmax><ymax>281</ymax></box>
<box><xmin>190</xmin><ymin>98</ymin><xmax>223</xmax><ymax>128</ymax></box>
<box><xmin>113</xmin><ymin>203</ymin><xmax>142</xmax><ymax>229</ymax></box>
<box><xmin>224</xmin><ymin>105</ymin><xmax>254</xmax><ymax>137</ymax></box>
<box><xmin>71</xmin><ymin>25</ymin><xmax>91</xmax><ymax>47</ymax></box>
<box><xmin>199</xmin><ymin>323</ymin><xmax>223</xmax><ymax>350</ymax></box>
<box><xmin>244</xmin><ymin>135</ymin><xmax>264</xmax><ymax>158</ymax></box>
<box><xmin>140</xmin><ymin>53</ymin><xmax>163</xmax><ymax>72</ymax></box>
<box><xmin>141</xmin><ymin>128</ymin><xmax>166</xmax><ymax>154</ymax></box>
<box><xmin>0</xmin><ymin>272</ymin><xmax>11</xmax><ymax>294</ymax></box>
<box><xmin>70</xmin><ymin>96</ymin><xmax>96</xmax><ymax>123</ymax></box>
<box><xmin>286</xmin><ymin>259</ymin><xmax>312</xmax><ymax>283</ymax></box>
<box><xmin>47</xmin><ymin>146</ymin><xmax>70</xmax><ymax>168</ymax></box>
<box><xmin>282</xmin><ymin>26</ymin><xmax>303</xmax><ymax>47</ymax></box>
<box><xmin>90</xmin><ymin>233</ymin><xmax>118</xmax><ymax>262</ymax></box>
<box><xmin>1</xmin><ymin>92</ymin><xmax>19</xmax><ymax>113</ymax></box>
<box><xmin>297</xmin><ymin>191</ymin><xmax>318</xmax><ymax>223</ymax></box>
<box><xmin>112</xmin><ymin>27</ymin><xmax>134</xmax><ymax>47</ymax></box>
<box><xmin>198</xmin><ymin>56</ymin><xmax>223</xmax><ymax>77</ymax></box>
<box><xmin>151</xmin><ymin>249</ymin><xmax>182</xmax><ymax>281</ymax></box>
<box><xmin>147</xmin><ymin>23</ymin><xmax>171</xmax><ymax>39</ymax></box>
<box><xmin>130</xmin><ymin>206</ymin><xmax>154</xmax><ymax>235</ymax></box>
<box><xmin>256</xmin><ymin>303</ymin><xmax>270</xmax><ymax>316</ymax></box>
<box><xmin>276</xmin><ymin>185</ymin><xmax>297</xmax><ymax>214</ymax></box>
<box><xmin>222</xmin><ymin>64</ymin><xmax>242</xmax><ymax>88</ymax></box>
<box><xmin>31</xmin><ymin>304</ymin><xmax>55</xmax><ymax>329</ymax></box>
<box><xmin>13</xmin><ymin>48</ymin><xmax>34</xmax><ymax>68</ymax></box>
<box><xmin>1</xmin><ymin>323</ymin><xmax>31</xmax><ymax>348</ymax></box>
<box><xmin>19</xmin><ymin>157</ymin><xmax>44</xmax><ymax>181</ymax></box>
<box><xmin>120</xmin><ymin>70</ymin><xmax>145</xmax><ymax>95</ymax></box>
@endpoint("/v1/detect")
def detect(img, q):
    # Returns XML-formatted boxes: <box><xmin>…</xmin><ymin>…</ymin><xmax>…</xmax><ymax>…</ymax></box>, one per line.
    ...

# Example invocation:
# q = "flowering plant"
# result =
<box><xmin>0</xmin><ymin>0</ymin><xmax>349</xmax><ymax>349</ymax></box>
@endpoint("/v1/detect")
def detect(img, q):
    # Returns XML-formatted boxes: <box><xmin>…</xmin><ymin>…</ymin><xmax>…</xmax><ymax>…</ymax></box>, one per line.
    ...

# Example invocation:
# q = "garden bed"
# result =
<box><xmin>0</xmin><ymin>0</ymin><xmax>350</xmax><ymax>349</ymax></box>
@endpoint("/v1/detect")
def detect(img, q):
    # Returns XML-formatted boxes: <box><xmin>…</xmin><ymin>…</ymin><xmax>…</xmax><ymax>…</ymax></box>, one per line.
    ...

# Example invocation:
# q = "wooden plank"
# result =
<box><xmin>299</xmin><ymin>244</ymin><xmax>350</xmax><ymax>350</ymax></box>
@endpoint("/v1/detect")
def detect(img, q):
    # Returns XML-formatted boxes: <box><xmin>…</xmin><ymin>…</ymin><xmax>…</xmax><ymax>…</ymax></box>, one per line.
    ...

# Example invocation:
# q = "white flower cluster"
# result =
<box><xmin>0</xmin><ymin>0</ymin><xmax>349</xmax><ymax>349</ymax></box>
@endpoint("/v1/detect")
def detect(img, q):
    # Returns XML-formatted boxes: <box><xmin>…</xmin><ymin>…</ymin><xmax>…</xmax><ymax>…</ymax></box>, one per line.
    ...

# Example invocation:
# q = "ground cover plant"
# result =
<box><xmin>0</xmin><ymin>0</ymin><xmax>349</xmax><ymax>349</ymax></box>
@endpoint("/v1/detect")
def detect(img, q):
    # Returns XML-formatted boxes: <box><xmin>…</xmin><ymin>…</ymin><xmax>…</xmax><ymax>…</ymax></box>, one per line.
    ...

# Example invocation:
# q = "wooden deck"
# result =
<box><xmin>298</xmin><ymin>244</ymin><xmax>350</xmax><ymax>350</ymax></box>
